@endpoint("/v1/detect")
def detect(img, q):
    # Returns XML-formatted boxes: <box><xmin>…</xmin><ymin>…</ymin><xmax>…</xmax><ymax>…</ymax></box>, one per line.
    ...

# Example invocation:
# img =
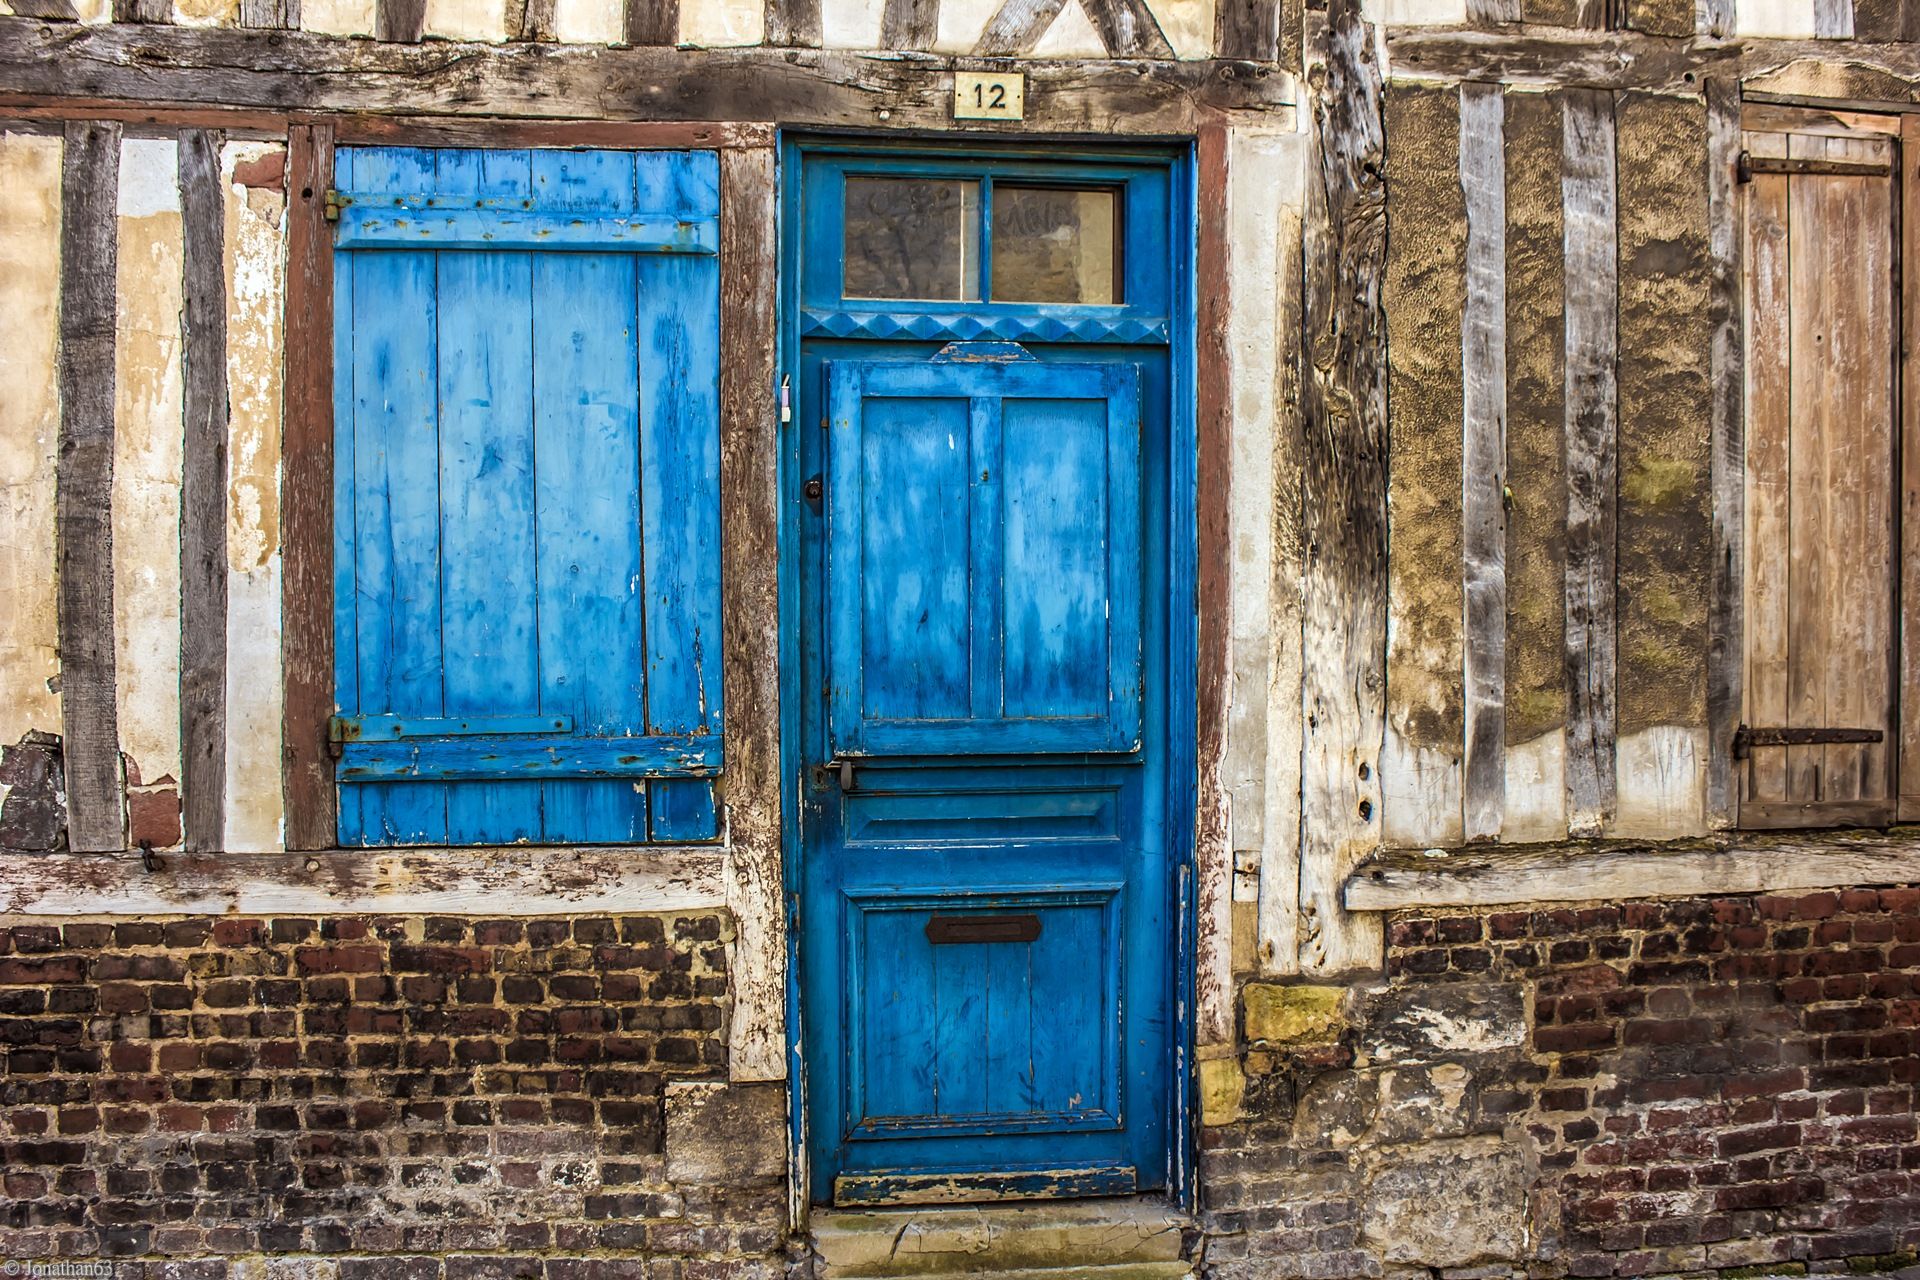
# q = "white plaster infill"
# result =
<box><xmin>0</xmin><ymin>844</ymin><xmax>725</xmax><ymax>917</ymax></box>
<box><xmin>1344</xmin><ymin>827</ymin><xmax>1920</xmax><ymax>911</ymax></box>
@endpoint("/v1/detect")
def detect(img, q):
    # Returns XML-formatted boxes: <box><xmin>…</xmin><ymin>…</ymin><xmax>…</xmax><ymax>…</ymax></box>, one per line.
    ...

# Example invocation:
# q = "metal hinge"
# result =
<box><xmin>1732</xmin><ymin>723</ymin><xmax>1884</xmax><ymax>760</ymax></box>
<box><xmin>324</xmin><ymin>189</ymin><xmax>348</xmax><ymax>222</ymax></box>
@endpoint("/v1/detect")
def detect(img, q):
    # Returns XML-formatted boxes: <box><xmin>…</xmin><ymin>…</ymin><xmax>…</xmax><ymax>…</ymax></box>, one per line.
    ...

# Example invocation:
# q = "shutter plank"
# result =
<box><xmin>531</xmin><ymin>149</ymin><xmax>648</xmax><ymax>843</ymax></box>
<box><xmin>1785</xmin><ymin>137</ymin><xmax>1830</xmax><ymax>806</ymax></box>
<box><xmin>1901</xmin><ymin>115</ymin><xmax>1920</xmax><ymax>821</ymax></box>
<box><xmin>1742</xmin><ymin>131</ymin><xmax>1792</xmax><ymax>807</ymax></box>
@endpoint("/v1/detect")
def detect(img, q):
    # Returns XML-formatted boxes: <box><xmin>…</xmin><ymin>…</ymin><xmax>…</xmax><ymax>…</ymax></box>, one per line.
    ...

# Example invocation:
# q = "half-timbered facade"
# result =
<box><xmin>1</xmin><ymin>0</ymin><xmax>1919</xmax><ymax>1272</ymax></box>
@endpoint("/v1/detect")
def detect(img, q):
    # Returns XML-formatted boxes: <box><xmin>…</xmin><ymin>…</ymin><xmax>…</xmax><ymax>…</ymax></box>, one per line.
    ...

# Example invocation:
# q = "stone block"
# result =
<box><xmin>664</xmin><ymin>1080</ymin><xmax>787</xmax><ymax>1185</ymax></box>
<box><xmin>1244</xmin><ymin>983</ymin><xmax>1347</xmax><ymax>1046</ymax></box>
<box><xmin>1199</xmin><ymin>1055</ymin><xmax>1246</xmax><ymax>1126</ymax></box>
<box><xmin>1361</xmin><ymin>1139</ymin><xmax>1528</xmax><ymax>1267</ymax></box>
<box><xmin>1359</xmin><ymin>982</ymin><xmax>1525</xmax><ymax>1064</ymax></box>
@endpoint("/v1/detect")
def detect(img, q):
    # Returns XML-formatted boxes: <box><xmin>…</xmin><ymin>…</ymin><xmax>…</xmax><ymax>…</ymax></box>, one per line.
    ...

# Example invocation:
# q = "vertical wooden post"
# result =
<box><xmin>1561</xmin><ymin>88</ymin><xmax>1619</xmax><ymax>837</ymax></box>
<box><xmin>765</xmin><ymin>0</ymin><xmax>821</xmax><ymax>46</ymax></box>
<box><xmin>626</xmin><ymin>0</ymin><xmax>680</xmax><ymax>43</ymax></box>
<box><xmin>282</xmin><ymin>123</ymin><xmax>337</xmax><ymax>852</ymax></box>
<box><xmin>179</xmin><ymin>128</ymin><xmax>230</xmax><ymax>854</ymax></box>
<box><xmin>1900</xmin><ymin>115</ymin><xmax>1920</xmax><ymax>821</ymax></box>
<box><xmin>58</xmin><ymin>121</ymin><xmax>126</xmax><ymax>855</ymax></box>
<box><xmin>879</xmin><ymin>0</ymin><xmax>939</xmax><ymax>48</ymax></box>
<box><xmin>375</xmin><ymin>0</ymin><xmax>426</xmax><ymax>41</ymax></box>
<box><xmin>1215</xmin><ymin>0</ymin><xmax>1279</xmax><ymax>60</ymax></box>
<box><xmin>1194</xmin><ymin>121</ymin><xmax>1234</xmax><ymax>1042</ymax></box>
<box><xmin>1705</xmin><ymin>79</ymin><xmax>1745</xmax><ymax>830</ymax></box>
<box><xmin>1461</xmin><ymin>81</ymin><xmax>1508</xmax><ymax>843</ymax></box>
<box><xmin>1298</xmin><ymin>0</ymin><xmax>1387</xmax><ymax>975</ymax></box>
<box><xmin>719</xmin><ymin>144</ymin><xmax>785</xmax><ymax>1082</ymax></box>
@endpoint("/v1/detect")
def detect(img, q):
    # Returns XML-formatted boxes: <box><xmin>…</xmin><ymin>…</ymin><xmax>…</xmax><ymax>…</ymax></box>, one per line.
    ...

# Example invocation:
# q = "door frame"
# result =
<box><xmin>775</xmin><ymin>131</ymin><xmax>1202</xmax><ymax>1218</ymax></box>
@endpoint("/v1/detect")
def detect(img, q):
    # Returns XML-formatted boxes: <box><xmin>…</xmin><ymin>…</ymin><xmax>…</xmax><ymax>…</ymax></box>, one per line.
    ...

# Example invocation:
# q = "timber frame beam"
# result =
<box><xmin>0</xmin><ymin>20</ymin><xmax>1293</xmax><ymax>131</ymax></box>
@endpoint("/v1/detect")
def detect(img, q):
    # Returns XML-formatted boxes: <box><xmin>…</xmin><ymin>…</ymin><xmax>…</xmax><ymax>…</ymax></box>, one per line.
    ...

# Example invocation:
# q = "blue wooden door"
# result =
<box><xmin>331</xmin><ymin>147</ymin><xmax>723</xmax><ymax>845</ymax></box>
<box><xmin>793</xmin><ymin>151</ymin><xmax>1187</xmax><ymax>1205</ymax></box>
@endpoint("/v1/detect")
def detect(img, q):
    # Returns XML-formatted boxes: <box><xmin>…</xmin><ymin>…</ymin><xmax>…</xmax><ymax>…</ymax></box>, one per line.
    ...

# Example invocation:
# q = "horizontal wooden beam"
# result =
<box><xmin>0</xmin><ymin>845</ymin><xmax>726</xmax><ymax>916</ymax></box>
<box><xmin>1345</xmin><ymin>830</ymin><xmax>1920</xmax><ymax>910</ymax></box>
<box><xmin>0</xmin><ymin>20</ymin><xmax>1293</xmax><ymax>131</ymax></box>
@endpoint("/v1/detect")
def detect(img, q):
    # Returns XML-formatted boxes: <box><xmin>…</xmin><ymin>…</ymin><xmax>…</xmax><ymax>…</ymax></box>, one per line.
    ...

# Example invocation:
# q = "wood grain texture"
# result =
<box><xmin>1744</xmin><ymin>128</ymin><xmax>1792</xmax><ymax>814</ymax></box>
<box><xmin>1853</xmin><ymin>0</ymin><xmax>1918</xmax><ymax>40</ymax></box>
<box><xmin>766</xmin><ymin>0</ymin><xmax>821</xmax><ymax>45</ymax></box>
<box><xmin>718</xmin><ymin>146</ymin><xmax>784</xmax><ymax>1082</ymax></box>
<box><xmin>1345</xmin><ymin>829</ymin><xmax>1920</xmax><ymax>911</ymax></box>
<box><xmin>237</xmin><ymin>0</ymin><xmax>296</xmax><ymax>28</ymax></box>
<box><xmin>179</xmin><ymin>128</ymin><xmax>228</xmax><ymax>855</ymax></box>
<box><xmin>626</xmin><ymin>0</ymin><xmax>678</xmax><ymax>44</ymax></box>
<box><xmin>1705</xmin><ymin>77</ymin><xmax>1743</xmax><ymax>830</ymax></box>
<box><xmin>1215</xmin><ymin>0</ymin><xmax>1279</xmax><ymax>61</ymax></box>
<box><xmin>1460</xmin><ymin>81</ymin><xmax>1507</xmax><ymax>844</ymax></box>
<box><xmin>1083</xmin><ymin>0</ymin><xmax>1174</xmax><ymax>56</ymax></box>
<box><xmin>112</xmin><ymin>0</ymin><xmax>171</xmax><ymax>23</ymax></box>
<box><xmin>1614</xmin><ymin>92</ymin><xmax>1712</xmax><ymax>835</ymax></box>
<box><xmin>1381</xmin><ymin>81</ymin><xmax>1465</xmax><ymax>850</ymax></box>
<box><xmin>0</xmin><ymin>25</ymin><xmax>1290</xmax><ymax>131</ymax></box>
<box><xmin>7</xmin><ymin>0</ymin><xmax>80</xmax><ymax>19</ymax></box>
<box><xmin>1298</xmin><ymin>0</ymin><xmax>1386</xmax><ymax>975</ymax></box>
<box><xmin>1625</xmin><ymin>0</ymin><xmax>1689</xmax><ymax>37</ymax></box>
<box><xmin>1195</xmin><ymin>122</ymin><xmax>1234</xmax><ymax>1038</ymax></box>
<box><xmin>1503</xmin><ymin>88</ymin><xmax>1567</xmax><ymax>843</ymax></box>
<box><xmin>1903</xmin><ymin>116</ymin><xmax>1920</xmax><ymax>821</ymax></box>
<box><xmin>375</xmin><ymin>0</ymin><xmax>425</xmax><ymax>41</ymax></box>
<box><xmin>1468</xmin><ymin>0</ymin><xmax>1522</xmax><ymax>23</ymax></box>
<box><xmin>281</xmin><ymin>123</ymin><xmax>336</xmax><ymax>852</ymax></box>
<box><xmin>0</xmin><ymin>846</ymin><xmax>726</xmax><ymax>916</ymax></box>
<box><xmin>881</xmin><ymin>0</ymin><xmax>939</xmax><ymax>49</ymax></box>
<box><xmin>976</xmin><ymin>0</ymin><xmax>1068</xmax><ymax>54</ymax></box>
<box><xmin>57</xmin><ymin>120</ymin><xmax>124</xmax><ymax>855</ymax></box>
<box><xmin>1560</xmin><ymin>87</ymin><xmax>1617</xmax><ymax>838</ymax></box>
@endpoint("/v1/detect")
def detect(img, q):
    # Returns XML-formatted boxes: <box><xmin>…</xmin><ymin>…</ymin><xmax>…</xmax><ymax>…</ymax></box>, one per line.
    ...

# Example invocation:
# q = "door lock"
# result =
<box><xmin>804</xmin><ymin>474</ymin><xmax>824</xmax><ymax>509</ymax></box>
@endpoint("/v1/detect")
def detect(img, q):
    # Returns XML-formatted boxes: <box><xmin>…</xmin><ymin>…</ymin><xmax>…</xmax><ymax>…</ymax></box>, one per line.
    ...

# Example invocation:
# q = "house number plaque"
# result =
<box><xmin>954</xmin><ymin>71</ymin><xmax>1025</xmax><ymax>121</ymax></box>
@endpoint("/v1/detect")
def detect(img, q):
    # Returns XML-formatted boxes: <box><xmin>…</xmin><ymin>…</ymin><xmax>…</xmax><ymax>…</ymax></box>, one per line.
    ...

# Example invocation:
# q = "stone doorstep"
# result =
<box><xmin>811</xmin><ymin>1197</ymin><xmax>1192</xmax><ymax>1279</ymax></box>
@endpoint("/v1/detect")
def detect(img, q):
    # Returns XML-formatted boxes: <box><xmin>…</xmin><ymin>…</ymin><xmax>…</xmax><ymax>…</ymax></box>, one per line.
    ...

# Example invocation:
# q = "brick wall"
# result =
<box><xmin>1202</xmin><ymin>886</ymin><xmax>1920</xmax><ymax>1280</ymax></box>
<box><xmin>0</xmin><ymin>911</ymin><xmax>787</xmax><ymax>1277</ymax></box>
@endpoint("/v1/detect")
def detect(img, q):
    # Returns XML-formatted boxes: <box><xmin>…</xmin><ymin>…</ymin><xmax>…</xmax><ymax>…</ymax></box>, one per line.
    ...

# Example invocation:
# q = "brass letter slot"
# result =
<box><xmin>925</xmin><ymin>913</ymin><xmax>1042</xmax><ymax>945</ymax></box>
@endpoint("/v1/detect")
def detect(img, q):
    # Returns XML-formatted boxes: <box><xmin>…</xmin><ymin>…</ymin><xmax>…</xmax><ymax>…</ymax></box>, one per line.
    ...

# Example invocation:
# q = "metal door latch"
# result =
<box><xmin>1732</xmin><ymin>723</ymin><xmax>1883</xmax><ymax>760</ymax></box>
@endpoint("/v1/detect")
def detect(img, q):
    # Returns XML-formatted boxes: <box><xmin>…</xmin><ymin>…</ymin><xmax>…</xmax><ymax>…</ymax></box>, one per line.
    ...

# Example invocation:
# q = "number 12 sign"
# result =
<box><xmin>954</xmin><ymin>71</ymin><xmax>1025</xmax><ymax>121</ymax></box>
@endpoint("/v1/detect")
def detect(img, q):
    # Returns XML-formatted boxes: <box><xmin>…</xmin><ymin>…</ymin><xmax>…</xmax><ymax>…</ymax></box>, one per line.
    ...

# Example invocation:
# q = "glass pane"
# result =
<box><xmin>990</xmin><ymin>186</ymin><xmax>1121</xmax><ymax>305</ymax></box>
<box><xmin>843</xmin><ymin>176</ymin><xmax>981</xmax><ymax>302</ymax></box>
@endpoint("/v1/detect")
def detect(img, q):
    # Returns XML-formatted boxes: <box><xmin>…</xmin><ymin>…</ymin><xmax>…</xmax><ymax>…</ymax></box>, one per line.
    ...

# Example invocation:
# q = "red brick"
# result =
<box><xmin>295</xmin><ymin>946</ymin><xmax>383</xmax><ymax>975</ymax></box>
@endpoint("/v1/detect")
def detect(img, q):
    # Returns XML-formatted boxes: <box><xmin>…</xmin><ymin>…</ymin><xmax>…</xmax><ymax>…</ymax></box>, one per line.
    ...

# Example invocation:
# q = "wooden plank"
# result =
<box><xmin>1461</xmin><ymin>81</ymin><xmax>1507</xmax><ymax>844</ymax></box>
<box><xmin>178</xmin><ymin>128</ymin><xmax>228</xmax><ymax>854</ymax></box>
<box><xmin>0</xmin><ymin>26</ymin><xmax>1291</xmax><ymax>133</ymax></box>
<box><xmin>1705</xmin><ymin>78</ymin><xmax>1744</xmax><ymax>830</ymax></box>
<box><xmin>1901</xmin><ymin>115</ymin><xmax>1920</xmax><ymax>821</ymax></box>
<box><xmin>513</xmin><ymin>0</ymin><xmax>556</xmax><ymax>40</ymax></box>
<box><xmin>330</xmin><ymin>117</ymin><xmax>773</xmax><ymax>148</ymax></box>
<box><xmin>238</xmin><ymin>0</ymin><xmax>296</xmax><ymax>27</ymax></box>
<box><xmin>1625</xmin><ymin>0</ymin><xmax>1691</xmax><ymax>37</ymax></box>
<box><xmin>718</xmin><ymin>145</ymin><xmax>784</xmax><ymax>1082</ymax></box>
<box><xmin>1345</xmin><ymin>828</ymin><xmax>1920</xmax><ymax>911</ymax></box>
<box><xmin>626</xmin><ymin>0</ymin><xmax>678</xmax><ymax>43</ymax></box>
<box><xmin>881</xmin><ymin>0</ymin><xmax>939</xmax><ymax>48</ymax></box>
<box><xmin>976</xmin><ymin>0</ymin><xmax>1068</xmax><ymax>54</ymax></box>
<box><xmin>9</xmin><ymin>0</ymin><xmax>81</xmax><ymax>18</ymax></box>
<box><xmin>1468</xmin><ymin>0</ymin><xmax>1521</xmax><ymax>22</ymax></box>
<box><xmin>1743</xmin><ymin>129</ymin><xmax>1791</xmax><ymax>811</ymax></box>
<box><xmin>0</xmin><ymin>845</ymin><xmax>726</xmax><ymax>916</ymax></box>
<box><xmin>112</xmin><ymin>0</ymin><xmax>171</xmax><ymax>22</ymax></box>
<box><xmin>57</xmin><ymin>120</ymin><xmax>125</xmax><ymax>855</ymax></box>
<box><xmin>280</xmin><ymin>122</ymin><xmax>336</xmax><ymax>852</ymax></box>
<box><xmin>1560</xmin><ymin>88</ymin><xmax>1617</xmax><ymax>839</ymax></box>
<box><xmin>1298</xmin><ymin>0</ymin><xmax>1386</xmax><ymax>976</ymax></box>
<box><xmin>1738</xmin><ymin>797</ymin><xmax>1895</xmax><ymax>827</ymax></box>
<box><xmin>1082</xmin><ymin>0</ymin><xmax>1174</xmax><ymax>56</ymax></box>
<box><xmin>766</xmin><ymin>0</ymin><xmax>822</xmax><ymax>45</ymax></box>
<box><xmin>1381</xmin><ymin>82</ymin><xmax>1465</xmax><ymax>850</ymax></box>
<box><xmin>1386</xmin><ymin>29</ymin><xmax>1739</xmax><ymax>91</ymax></box>
<box><xmin>1503</xmin><ymin>88</ymin><xmax>1568</xmax><ymax>844</ymax></box>
<box><xmin>375</xmin><ymin>0</ymin><xmax>426</xmax><ymax>40</ymax></box>
<box><xmin>1215</xmin><ymin>0</ymin><xmax>1278</xmax><ymax>60</ymax></box>
<box><xmin>1614</xmin><ymin>92</ymin><xmax>1712</xmax><ymax>837</ymax></box>
<box><xmin>1786</xmin><ymin>132</ymin><xmax>1831</xmax><ymax>804</ymax></box>
<box><xmin>1195</xmin><ymin>122</ymin><xmax>1232</xmax><ymax>1033</ymax></box>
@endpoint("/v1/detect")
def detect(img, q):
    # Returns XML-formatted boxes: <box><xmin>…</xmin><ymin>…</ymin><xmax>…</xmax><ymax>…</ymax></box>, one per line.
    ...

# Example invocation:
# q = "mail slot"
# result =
<box><xmin>924</xmin><ymin>913</ymin><xmax>1043</xmax><ymax>945</ymax></box>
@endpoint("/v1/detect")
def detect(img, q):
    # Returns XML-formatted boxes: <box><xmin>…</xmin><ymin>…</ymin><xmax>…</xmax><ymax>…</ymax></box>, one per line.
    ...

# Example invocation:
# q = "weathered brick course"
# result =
<box><xmin>0</xmin><ymin>911</ymin><xmax>783</xmax><ymax>1274</ymax></box>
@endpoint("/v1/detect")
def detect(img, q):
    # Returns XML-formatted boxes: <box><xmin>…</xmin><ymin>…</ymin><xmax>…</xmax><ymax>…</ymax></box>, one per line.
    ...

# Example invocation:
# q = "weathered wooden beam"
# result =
<box><xmin>1084</xmin><ymin>0</ymin><xmax>1174</xmax><ymax>57</ymax></box>
<box><xmin>1705</xmin><ymin>77</ymin><xmax>1744</xmax><ymax>830</ymax></box>
<box><xmin>112</xmin><ymin>0</ymin><xmax>170</xmax><ymax>23</ymax></box>
<box><xmin>280</xmin><ymin>123</ymin><xmax>336</xmax><ymax>852</ymax></box>
<box><xmin>1195</xmin><ymin>122</ymin><xmax>1233</xmax><ymax>1035</ymax></box>
<box><xmin>0</xmin><ymin>21</ymin><xmax>1292</xmax><ymax>130</ymax></box>
<box><xmin>718</xmin><ymin>146</ymin><xmax>784</xmax><ymax>1082</ymax></box>
<box><xmin>1901</xmin><ymin>116</ymin><xmax>1920</xmax><ymax>823</ymax></box>
<box><xmin>1216</xmin><ymin>0</ymin><xmax>1280</xmax><ymax>61</ymax></box>
<box><xmin>7</xmin><ymin>0</ymin><xmax>79</xmax><ymax>19</ymax></box>
<box><xmin>237</xmin><ymin>0</ymin><xmax>296</xmax><ymax>28</ymax></box>
<box><xmin>179</xmin><ymin>127</ymin><xmax>229</xmax><ymax>855</ymax></box>
<box><xmin>57</xmin><ymin>119</ymin><xmax>125</xmax><ymax>855</ymax></box>
<box><xmin>626</xmin><ymin>0</ymin><xmax>679</xmax><ymax>45</ymax></box>
<box><xmin>1298</xmin><ymin>0</ymin><xmax>1387</xmax><ymax>976</ymax></box>
<box><xmin>881</xmin><ymin>0</ymin><xmax>939</xmax><ymax>50</ymax></box>
<box><xmin>766</xmin><ymin>0</ymin><xmax>822</xmax><ymax>46</ymax></box>
<box><xmin>1460</xmin><ymin>81</ymin><xmax>1507</xmax><ymax>844</ymax></box>
<box><xmin>0</xmin><ymin>846</ymin><xmax>726</xmax><ymax>916</ymax></box>
<box><xmin>1345</xmin><ymin>829</ymin><xmax>1920</xmax><ymax>911</ymax></box>
<box><xmin>976</xmin><ymin>0</ymin><xmax>1069</xmax><ymax>55</ymax></box>
<box><xmin>375</xmin><ymin>0</ymin><xmax>425</xmax><ymax>42</ymax></box>
<box><xmin>1560</xmin><ymin>87</ymin><xmax>1617</xmax><ymax>839</ymax></box>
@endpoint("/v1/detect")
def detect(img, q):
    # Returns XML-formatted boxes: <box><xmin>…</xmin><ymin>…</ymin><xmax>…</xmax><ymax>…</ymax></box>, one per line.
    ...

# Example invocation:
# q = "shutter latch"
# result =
<box><xmin>324</xmin><ymin>189</ymin><xmax>348</xmax><ymax>222</ymax></box>
<box><xmin>1731</xmin><ymin>723</ymin><xmax>1883</xmax><ymax>760</ymax></box>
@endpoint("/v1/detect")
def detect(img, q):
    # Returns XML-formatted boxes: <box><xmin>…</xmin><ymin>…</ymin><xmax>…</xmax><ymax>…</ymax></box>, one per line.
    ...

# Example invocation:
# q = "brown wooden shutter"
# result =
<box><xmin>1739</xmin><ymin>114</ymin><xmax>1900</xmax><ymax>829</ymax></box>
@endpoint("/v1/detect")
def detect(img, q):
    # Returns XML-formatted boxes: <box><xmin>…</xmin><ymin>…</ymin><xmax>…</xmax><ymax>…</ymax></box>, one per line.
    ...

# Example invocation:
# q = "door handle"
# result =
<box><xmin>831</xmin><ymin>758</ymin><xmax>857</xmax><ymax>791</ymax></box>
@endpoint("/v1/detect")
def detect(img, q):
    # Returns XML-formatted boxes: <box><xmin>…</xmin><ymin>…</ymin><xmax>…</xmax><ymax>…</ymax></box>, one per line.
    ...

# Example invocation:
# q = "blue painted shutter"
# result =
<box><xmin>824</xmin><ymin>356</ymin><xmax>1144</xmax><ymax>757</ymax></box>
<box><xmin>332</xmin><ymin>147</ymin><xmax>723</xmax><ymax>846</ymax></box>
